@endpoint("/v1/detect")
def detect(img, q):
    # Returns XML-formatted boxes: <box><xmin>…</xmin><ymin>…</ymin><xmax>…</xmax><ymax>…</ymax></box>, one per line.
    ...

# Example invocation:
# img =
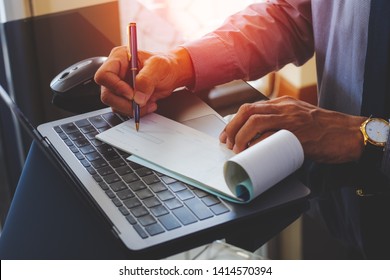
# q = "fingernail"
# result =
<box><xmin>134</xmin><ymin>91</ymin><xmax>148</xmax><ymax>106</ymax></box>
<box><xmin>219</xmin><ymin>131</ymin><xmax>227</xmax><ymax>143</ymax></box>
<box><xmin>226</xmin><ymin>139</ymin><xmax>233</xmax><ymax>149</ymax></box>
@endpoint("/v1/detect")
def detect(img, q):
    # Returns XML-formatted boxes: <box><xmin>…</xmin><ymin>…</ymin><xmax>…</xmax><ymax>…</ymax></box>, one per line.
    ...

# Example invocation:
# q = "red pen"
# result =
<box><xmin>127</xmin><ymin>22</ymin><xmax>140</xmax><ymax>131</ymax></box>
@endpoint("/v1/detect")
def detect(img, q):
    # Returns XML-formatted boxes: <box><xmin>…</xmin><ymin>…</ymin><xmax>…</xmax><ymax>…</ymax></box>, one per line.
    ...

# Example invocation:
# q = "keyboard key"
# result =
<box><xmin>176</xmin><ymin>189</ymin><xmax>195</xmax><ymax>201</ymax></box>
<box><xmin>184</xmin><ymin>197</ymin><xmax>214</xmax><ymax>220</ymax></box>
<box><xmin>75</xmin><ymin>119</ymin><xmax>90</xmax><ymax>128</ymax></box>
<box><xmin>122</xmin><ymin>173</ymin><xmax>139</xmax><ymax>184</ymax></box>
<box><xmin>105</xmin><ymin>189</ymin><xmax>116</xmax><ymax>199</ymax></box>
<box><xmin>128</xmin><ymin>161</ymin><xmax>143</xmax><ymax>170</ymax></box>
<box><xmin>58</xmin><ymin>132</ymin><xmax>68</xmax><ymax>140</ymax></box>
<box><xmin>80</xmin><ymin>145</ymin><xmax>96</xmax><ymax>154</ymax></box>
<box><xmin>193</xmin><ymin>189</ymin><xmax>209</xmax><ymax>198</ymax></box>
<box><xmin>168</xmin><ymin>181</ymin><xmax>187</xmax><ymax>192</ymax></box>
<box><xmin>80</xmin><ymin>124</ymin><xmax>96</xmax><ymax>134</ymax></box>
<box><xmin>86</xmin><ymin>167</ymin><xmax>97</xmax><ymax>175</ymax></box>
<box><xmin>126</xmin><ymin>214</ymin><xmax>137</xmax><ymax>225</ymax></box>
<box><xmin>75</xmin><ymin>152</ymin><xmax>85</xmax><ymax>160</ymax></box>
<box><xmin>156</xmin><ymin>190</ymin><xmax>175</xmax><ymax>201</ymax></box>
<box><xmin>149</xmin><ymin>182</ymin><xmax>167</xmax><ymax>193</ymax></box>
<box><xmin>68</xmin><ymin>131</ymin><xmax>85</xmax><ymax>141</ymax></box>
<box><xmin>150</xmin><ymin>205</ymin><xmax>169</xmax><ymax>217</ymax></box>
<box><xmin>61</xmin><ymin>123</ymin><xmax>78</xmax><ymax>134</ymax></box>
<box><xmin>210</xmin><ymin>203</ymin><xmax>230</xmax><ymax>215</ymax></box>
<box><xmin>145</xmin><ymin>223</ymin><xmax>165</xmax><ymax>236</ymax></box>
<box><xmin>119</xmin><ymin>150</ymin><xmax>131</xmax><ymax>158</ymax></box>
<box><xmin>138</xmin><ymin>214</ymin><xmax>156</xmax><ymax>227</ymax></box>
<box><xmin>102</xmin><ymin>112</ymin><xmax>123</xmax><ymax>126</ymax></box>
<box><xmin>117</xmin><ymin>189</ymin><xmax>134</xmax><ymax>200</ymax></box>
<box><xmin>80</xmin><ymin>159</ymin><xmax>91</xmax><ymax>168</ymax></box>
<box><xmin>202</xmin><ymin>196</ymin><xmax>220</xmax><ymax>207</ymax></box>
<box><xmin>158</xmin><ymin>213</ymin><xmax>181</xmax><ymax>230</ymax></box>
<box><xmin>88</xmin><ymin>115</ymin><xmax>108</xmax><ymax>129</ymax></box>
<box><xmin>54</xmin><ymin>126</ymin><xmax>62</xmax><ymax>133</ymax></box>
<box><xmin>102</xmin><ymin>151</ymin><xmax>120</xmax><ymax>161</ymax></box>
<box><xmin>96</xmin><ymin>166</ymin><xmax>115</xmax><ymax>177</ymax></box>
<box><xmin>115</xmin><ymin>166</ymin><xmax>133</xmax><ymax>176</ymax></box>
<box><xmin>96</xmin><ymin>144</ymin><xmax>114</xmax><ymax>154</ymax></box>
<box><xmin>112</xmin><ymin>197</ymin><xmax>122</xmax><ymax>207</ymax></box>
<box><xmin>103</xmin><ymin>173</ymin><xmax>121</xmax><ymax>184</ymax></box>
<box><xmin>90</xmin><ymin>139</ymin><xmax>104</xmax><ymax>147</ymax></box>
<box><xmin>142</xmin><ymin>174</ymin><xmax>160</xmax><ymax>185</ymax></box>
<box><xmin>90</xmin><ymin>158</ymin><xmax>108</xmax><ymax>169</ymax></box>
<box><xmin>85</xmin><ymin>151</ymin><xmax>102</xmax><ymax>162</ymax></box>
<box><xmin>133</xmin><ymin>224</ymin><xmax>148</xmax><ymax>239</ymax></box>
<box><xmin>118</xmin><ymin>206</ymin><xmax>129</xmax><ymax>216</ymax></box>
<box><xmin>172</xmin><ymin>207</ymin><xmax>197</xmax><ymax>225</ymax></box>
<box><xmin>135</xmin><ymin>188</ymin><xmax>154</xmax><ymax>200</ymax></box>
<box><xmin>131</xmin><ymin>205</ymin><xmax>149</xmax><ymax>217</ymax></box>
<box><xmin>109</xmin><ymin>181</ymin><xmax>127</xmax><ymax>192</ymax></box>
<box><xmin>98</xmin><ymin>126</ymin><xmax>110</xmax><ymax>133</ymax></box>
<box><xmin>109</xmin><ymin>158</ymin><xmax>127</xmax><ymax>168</ymax></box>
<box><xmin>129</xmin><ymin>180</ymin><xmax>146</xmax><ymax>191</ymax></box>
<box><xmin>74</xmin><ymin>138</ymin><xmax>89</xmax><ymax>148</ymax></box>
<box><xmin>98</xmin><ymin>182</ymin><xmax>109</xmax><ymax>190</ymax></box>
<box><xmin>64</xmin><ymin>139</ymin><xmax>73</xmax><ymax>146</ymax></box>
<box><xmin>85</xmin><ymin>131</ymin><xmax>98</xmax><ymax>140</ymax></box>
<box><xmin>92</xmin><ymin>174</ymin><xmax>103</xmax><ymax>182</ymax></box>
<box><xmin>164</xmin><ymin>198</ymin><xmax>182</xmax><ymax>210</ymax></box>
<box><xmin>70</xmin><ymin>145</ymin><xmax>79</xmax><ymax>153</ymax></box>
<box><xmin>161</xmin><ymin>176</ymin><xmax>177</xmax><ymax>184</ymax></box>
<box><xmin>143</xmin><ymin>197</ymin><xmax>161</xmax><ymax>208</ymax></box>
<box><xmin>123</xmin><ymin>197</ymin><xmax>142</xmax><ymax>209</ymax></box>
<box><xmin>135</xmin><ymin>167</ymin><xmax>153</xmax><ymax>177</ymax></box>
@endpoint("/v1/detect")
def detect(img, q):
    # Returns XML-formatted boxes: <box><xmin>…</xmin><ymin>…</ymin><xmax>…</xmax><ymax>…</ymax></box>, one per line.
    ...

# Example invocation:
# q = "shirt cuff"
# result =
<box><xmin>182</xmin><ymin>34</ymin><xmax>237</xmax><ymax>92</ymax></box>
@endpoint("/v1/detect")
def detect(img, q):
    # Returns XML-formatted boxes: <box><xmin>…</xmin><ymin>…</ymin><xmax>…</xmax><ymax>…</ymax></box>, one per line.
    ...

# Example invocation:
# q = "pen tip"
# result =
<box><xmin>136</xmin><ymin>123</ymin><xmax>139</xmax><ymax>132</ymax></box>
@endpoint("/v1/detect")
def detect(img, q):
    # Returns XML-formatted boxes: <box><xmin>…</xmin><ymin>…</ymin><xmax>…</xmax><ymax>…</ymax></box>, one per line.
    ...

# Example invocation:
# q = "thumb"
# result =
<box><xmin>133</xmin><ymin>72</ymin><xmax>155</xmax><ymax>106</ymax></box>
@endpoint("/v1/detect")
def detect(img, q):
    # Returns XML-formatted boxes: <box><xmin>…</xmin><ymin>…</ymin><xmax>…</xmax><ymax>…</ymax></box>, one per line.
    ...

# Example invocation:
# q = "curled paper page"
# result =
<box><xmin>223</xmin><ymin>130</ymin><xmax>304</xmax><ymax>201</ymax></box>
<box><xmin>97</xmin><ymin>113</ymin><xmax>304</xmax><ymax>203</ymax></box>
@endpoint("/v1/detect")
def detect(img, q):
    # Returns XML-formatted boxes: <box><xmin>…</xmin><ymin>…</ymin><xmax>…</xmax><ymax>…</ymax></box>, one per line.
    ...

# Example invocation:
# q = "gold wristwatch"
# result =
<box><xmin>360</xmin><ymin>117</ymin><xmax>390</xmax><ymax>148</ymax></box>
<box><xmin>357</xmin><ymin>117</ymin><xmax>390</xmax><ymax>196</ymax></box>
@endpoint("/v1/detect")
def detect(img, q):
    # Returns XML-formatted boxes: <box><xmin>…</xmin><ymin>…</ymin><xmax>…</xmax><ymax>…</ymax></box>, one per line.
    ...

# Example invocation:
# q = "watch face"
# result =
<box><xmin>366</xmin><ymin>119</ymin><xmax>390</xmax><ymax>143</ymax></box>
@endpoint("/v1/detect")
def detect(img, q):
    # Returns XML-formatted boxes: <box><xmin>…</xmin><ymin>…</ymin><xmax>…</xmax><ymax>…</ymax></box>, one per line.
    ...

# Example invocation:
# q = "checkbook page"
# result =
<box><xmin>96</xmin><ymin>113</ymin><xmax>238</xmax><ymax>200</ymax></box>
<box><xmin>96</xmin><ymin>113</ymin><xmax>304</xmax><ymax>203</ymax></box>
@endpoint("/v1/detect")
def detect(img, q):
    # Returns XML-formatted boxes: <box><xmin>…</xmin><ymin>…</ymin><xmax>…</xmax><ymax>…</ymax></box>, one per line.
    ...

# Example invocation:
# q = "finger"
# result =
<box><xmin>101</xmin><ymin>86</ymin><xmax>133</xmax><ymax>116</ymax></box>
<box><xmin>95</xmin><ymin>46</ymin><xmax>129</xmax><ymax>84</ymax></box>
<box><xmin>95</xmin><ymin>47</ymin><xmax>134</xmax><ymax>100</ymax></box>
<box><xmin>134</xmin><ymin>55</ymin><xmax>174</xmax><ymax>106</ymax></box>
<box><xmin>226</xmin><ymin>138</ymin><xmax>234</xmax><ymax>150</ymax></box>
<box><xmin>232</xmin><ymin>114</ymin><xmax>267</xmax><ymax>153</ymax></box>
<box><xmin>219</xmin><ymin>130</ymin><xmax>227</xmax><ymax>143</ymax></box>
<box><xmin>233</xmin><ymin>113</ymin><xmax>292</xmax><ymax>153</ymax></box>
<box><xmin>224</xmin><ymin>102</ymin><xmax>278</xmax><ymax>146</ymax></box>
<box><xmin>246</xmin><ymin>131</ymin><xmax>275</xmax><ymax>148</ymax></box>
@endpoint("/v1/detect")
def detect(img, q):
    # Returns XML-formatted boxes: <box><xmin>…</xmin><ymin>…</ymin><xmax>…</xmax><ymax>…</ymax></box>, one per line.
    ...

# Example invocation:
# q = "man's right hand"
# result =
<box><xmin>94</xmin><ymin>46</ymin><xmax>195</xmax><ymax>117</ymax></box>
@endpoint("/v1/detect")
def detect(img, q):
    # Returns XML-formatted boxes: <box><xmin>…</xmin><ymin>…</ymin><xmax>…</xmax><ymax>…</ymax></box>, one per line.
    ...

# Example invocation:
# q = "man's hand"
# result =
<box><xmin>220</xmin><ymin>96</ymin><xmax>366</xmax><ymax>164</ymax></box>
<box><xmin>94</xmin><ymin>46</ymin><xmax>194</xmax><ymax>117</ymax></box>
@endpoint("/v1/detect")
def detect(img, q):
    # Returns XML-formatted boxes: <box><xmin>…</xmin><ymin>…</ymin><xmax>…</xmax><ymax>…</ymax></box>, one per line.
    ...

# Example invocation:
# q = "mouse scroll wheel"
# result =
<box><xmin>60</xmin><ymin>72</ymin><xmax>70</xmax><ymax>79</ymax></box>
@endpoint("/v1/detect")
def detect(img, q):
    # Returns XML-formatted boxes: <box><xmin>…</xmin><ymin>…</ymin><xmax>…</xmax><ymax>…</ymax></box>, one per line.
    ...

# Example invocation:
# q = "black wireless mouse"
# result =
<box><xmin>50</xmin><ymin>56</ymin><xmax>108</xmax><ymax>113</ymax></box>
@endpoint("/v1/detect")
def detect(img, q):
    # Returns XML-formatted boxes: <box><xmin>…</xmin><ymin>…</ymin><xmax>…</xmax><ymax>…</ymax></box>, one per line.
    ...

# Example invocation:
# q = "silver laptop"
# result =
<box><xmin>1</xmin><ymin>82</ymin><xmax>310</xmax><ymax>253</ymax></box>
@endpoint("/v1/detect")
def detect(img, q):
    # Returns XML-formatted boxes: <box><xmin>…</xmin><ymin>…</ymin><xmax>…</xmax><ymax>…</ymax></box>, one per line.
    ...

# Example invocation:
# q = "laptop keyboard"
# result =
<box><xmin>54</xmin><ymin>111</ymin><xmax>230</xmax><ymax>239</ymax></box>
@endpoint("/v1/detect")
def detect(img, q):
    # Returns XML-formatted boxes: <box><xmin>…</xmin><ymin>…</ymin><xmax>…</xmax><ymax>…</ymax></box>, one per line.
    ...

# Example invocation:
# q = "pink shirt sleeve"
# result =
<box><xmin>182</xmin><ymin>0</ymin><xmax>314</xmax><ymax>92</ymax></box>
